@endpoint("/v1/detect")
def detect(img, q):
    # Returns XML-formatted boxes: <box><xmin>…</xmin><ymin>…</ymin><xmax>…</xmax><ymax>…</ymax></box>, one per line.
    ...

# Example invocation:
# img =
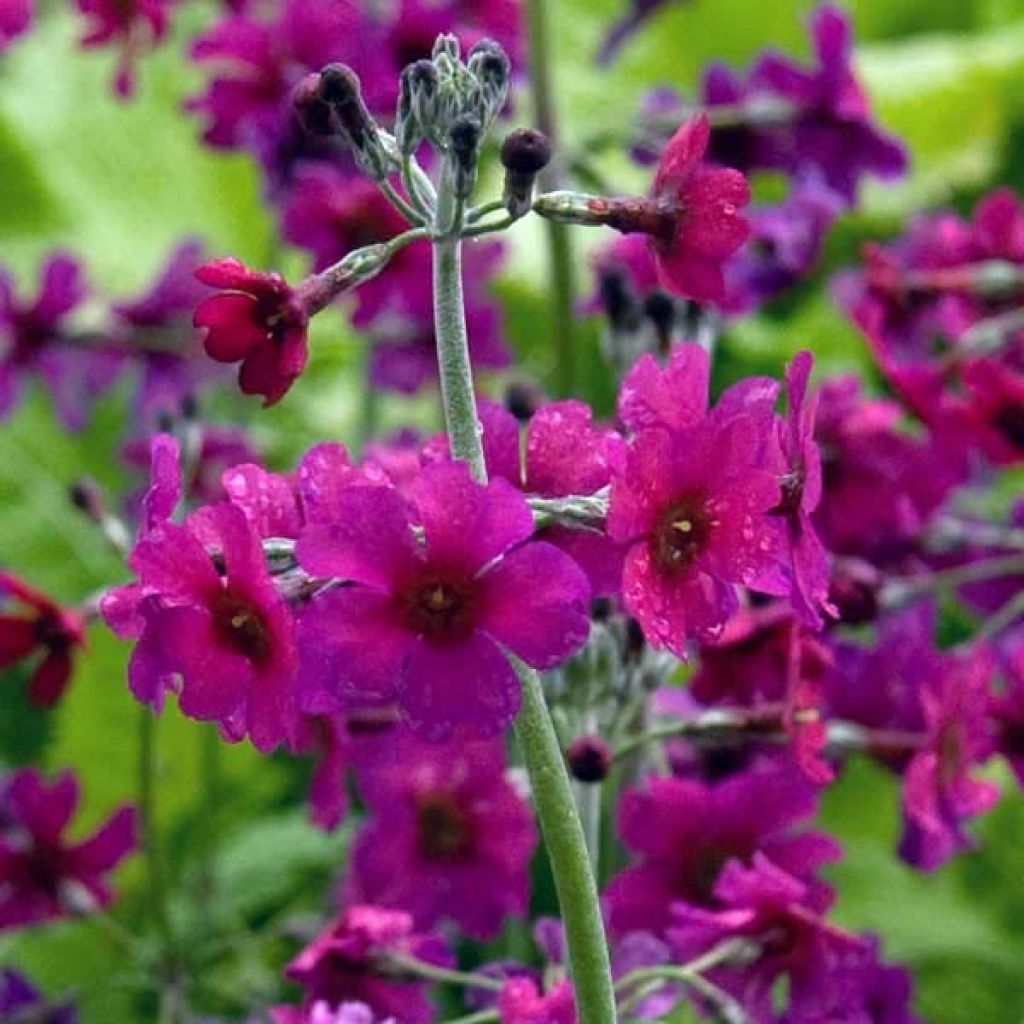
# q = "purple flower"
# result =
<box><xmin>103</xmin><ymin>502</ymin><xmax>301</xmax><ymax>753</ymax></box>
<box><xmin>285</xmin><ymin>904</ymin><xmax>451</xmax><ymax>1024</ymax></box>
<box><xmin>0</xmin><ymin>253</ymin><xmax>122</xmax><ymax>431</ymax></box>
<box><xmin>348</xmin><ymin>730</ymin><xmax>537</xmax><ymax>939</ymax></box>
<box><xmin>0</xmin><ymin>0</ymin><xmax>32</xmax><ymax>51</ymax></box>
<box><xmin>0</xmin><ymin>572</ymin><xmax>86</xmax><ymax>708</ymax></box>
<box><xmin>667</xmin><ymin>854</ymin><xmax>864</xmax><ymax>1021</ymax></box>
<box><xmin>497</xmin><ymin>978</ymin><xmax>576</xmax><ymax>1024</ymax></box>
<box><xmin>112</xmin><ymin>239</ymin><xmax>215</xmax><ymax>421</ymax></box>
<box><xmin>603</xmin><ymin>762</ymin><xmax>840</xmax><ymax>937</ymax></box>
<box><xmin>899</xmin><ymin>644</ymin><xmax>999</xmax><ymax>870</ymax></box>
<box><xmin>296</xmin><ymin>462</ymin><xmax>590</xmax><ymax>740</ymax></box>
<box><xmin>703</xmin><ymin>5</ymin><xmax>907</xmax><ymax>203</ymax></box>
<box><xmin>76</xmin><ymin>0</ymin><xmax>171</xmax><ymax>97</ymax></box>
<box><xmin>608</xmin><ymin>344</ymin><xmax>782</xmax><ymax>654</ymax></box>
<box><xmin>0</xmin><ymin>969</ymin><xmax>77</xmax><ymax>1024</ymax></box>
<box><xmin>0</xmin><ymin>768</ymin><xmax>136</xmax><ymax>930</ymax></box>
<box><xmin>272</xmin><ymin>1002</ymin><xmax>394</xmax><ymax>1024</ymax></box>
<box><xmin>992</xmin><ymin>640</ymin><xmax>1024</xmax><ymax>788</ymax></box>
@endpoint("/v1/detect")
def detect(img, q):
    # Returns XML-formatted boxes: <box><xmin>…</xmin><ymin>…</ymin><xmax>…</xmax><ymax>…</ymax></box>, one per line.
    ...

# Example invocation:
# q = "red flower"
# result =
<box><xmin>649</xmin><ymin>115</ymin><xmax>751</xmax><ymax>304</ymax></box>
<box><xmin>0</xmin><ymin>573</ymin><xmax>85</xmax><ymax>708</ymax></box>
<box><xmin>193</xmin><ymin>258</ymin><xmax>309</xmax><ymax>407</ymax></box>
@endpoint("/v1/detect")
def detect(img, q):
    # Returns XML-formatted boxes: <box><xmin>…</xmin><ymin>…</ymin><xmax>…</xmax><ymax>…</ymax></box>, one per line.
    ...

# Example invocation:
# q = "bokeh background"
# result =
<box><xmin>1</xmin><ymin>1</ymin><xmax>1024</xmax><ymax>1020</ymax></box>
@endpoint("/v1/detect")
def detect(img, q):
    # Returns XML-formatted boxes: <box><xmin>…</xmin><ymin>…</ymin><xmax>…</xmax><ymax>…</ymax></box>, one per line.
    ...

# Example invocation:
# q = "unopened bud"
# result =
<box><xmin>293</xmin><ymin>73</ymin><xmax>335</xmax><ymax>136</ymax></box>
<box><xmin>397</xmin><ymin>60</ymin><xmax>439</xmax><ymax>154</ymax></box>
<box><xmin>432</xmin><ymin>33</ymin><xmax>460</xmax><ymax>64</ymax></box>
<box><xmin>449</xmin><ymin>114</ymin><xmax>481</xmax><ymax>199</ymax></box>
<box><xmin>468</xmin><ymin>38</ymin><xmax>510</xmax><ymax>125</ymax></box>
<box><xmin>598</xmin><ymin>268</ymin><xmax>640</xmax><ymax>333</ymax></box>
<box><xmin>500</xmin><ymin>128</ymin><xmax>551</xmax><ymax>216</ymax></box>
<box><xmin>318</xmin><ymin>64</ymin><xmax>392</xmax><ymax>179</ymax></box>
<box><xmin>504</xmin><ymin>380</ymin><xmax>542</xmax><ymax>422</ymax></box>
<box><xmin>567</xmin><ymin>735</ymin><xmax>612</xmax><ymax>783</ymax></box>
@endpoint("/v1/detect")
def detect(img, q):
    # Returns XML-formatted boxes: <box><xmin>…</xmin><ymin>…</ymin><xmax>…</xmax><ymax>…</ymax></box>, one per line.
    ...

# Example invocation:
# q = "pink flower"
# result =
<box><xmin>899</xmin><ymin>644</ymin><xmax>999</xmax><ymax>870</ymax></box>
<box><xmin>194</xmin><ymin>258</ymin><xmax>309</xmax><ymax>407</ymax></box>
<box><xmin>992</xmin><ymin>641</ymin><xmax>1024</xmax><ymax>788</ymax></box>
<box><xmin>296</xmin><ymin>462</ymin><xmax>590</xmax><ymax>740</ymax></box>
<box><xmin>0</xmin><ymin>573</ymin><xmax>85</xmax><ymax>707</ymax></box>
<box><xmin>648</xmin><ymin>116</ymin><xmax>751</xmax><ymax>304</ymax></box>
<box><xmin>348</xmin><ymin>731</ymin><xmax>537</xmax><ymax>939</ymax></box>
<box><xmin>103</xmin><ymin>502</ymin><xmax>300</xmax><ymax>753</ymax></box>
<box><xmin>0</xmin><ymin>0</ymin><xmax>32</xmax><ymax>50</ymax></box>
<box><xmin>497</xmin><ymin>977</ymin><xmax>576</xmax><ymax>1024</ymax></box>
<box><xmin>608</xmin><ymin>345</ymin><xmax>782</xmax><ymax>654</ymax></box>
<box><xmin>285</xmin><ymin>904</ymin><xmax>451</xmax><ymax>1024</ymax></box>
<box><xmin>76</xmin><ymin>0</ymin><xmax>171</xmax><ymax>98</ymax></box>
<box><xmin>0</xmin><ymin>769</ymin><xmax>136</xmax><ymax>930</ymax></box>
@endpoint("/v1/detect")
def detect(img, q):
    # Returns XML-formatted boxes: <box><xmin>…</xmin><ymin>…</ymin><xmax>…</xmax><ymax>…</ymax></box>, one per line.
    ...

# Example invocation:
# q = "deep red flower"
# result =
<box><xmin>193</xmin><ymin>258</ymin><xmax>309</xmax><ymax>406</ymax></box>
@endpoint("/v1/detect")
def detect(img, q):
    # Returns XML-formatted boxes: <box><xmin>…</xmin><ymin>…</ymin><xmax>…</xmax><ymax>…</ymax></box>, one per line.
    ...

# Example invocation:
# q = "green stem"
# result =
<box><xmin>525</xmin><ymin>0</ymin><xmax>576</xmax><ymax>397</ymax></box>
<box><xmin>138</xmin><ymin>707</ymin><xmax>172</xmax><ymax>946</ymax></box>
<box><xmin>385</xmin><ymin>954</ymin><xmax>504</xmax><ymax>992</ymax></box>
<box><xmin>513</xmin><ymin>662</ymin><xmax>616</xmax><ymax>1024</ymax></box>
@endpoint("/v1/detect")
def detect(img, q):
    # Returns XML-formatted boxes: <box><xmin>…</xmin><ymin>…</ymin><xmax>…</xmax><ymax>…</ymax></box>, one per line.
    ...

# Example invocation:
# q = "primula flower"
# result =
<box><xmin>703</xmin><ymin>5</ymin><xmax>907</xmax><ymax>202</ymax></box>
<box><xmin>76</xmin><ymin>0</ymin><xmax>171</xmax><ymax>97</ymax></box>
<box><xmin>991</xmin><ymin>642</ymin><xmax>1024</xmax><ymax>788</ymax></box>
<box><xmin>104</xmin><ymin>502</ymin><xmax>301</xmax><ymax>753</ymax></box>
<box><xmin>0</xmin><ymin>252</ymin><xmax>121</xmax><ymax>431</ymax></box>
<box><xmin>0</xmin><ymin>769</ymin><xmax>136</xmax><ymax>930</ymax></box>
<box><xmin>899</xmin><ymin>644</ymin><xmax>999</xmax><ymax>870</ymax></box>
<box><xmin>604</xmin><ymin>763</ymin><xmax>840</xmax><ymax>936</ymax></box>
<box><xmin>430</xmin><ymin>399</ymin><xmax>626</xmax><ymax>594</ymax></box>
<box><xmin>286</xmin><ymin>904</ymin><xmax>451</xmax><ymax>1024</ymax></box>
<box><xmin>0</xmin><ymin>572</ymin><xmax>85</xmax><ymax>707</ymax></box>
<box><xmin>194</xmin><ymin>258</ymin><xmax>309</xmax><ymax>406</ymax></box>
<box><xmin>349</xmin><ymin>731</ymin><xmax>537</xmax><ymax>939</ymax></box>
<box><xmin>0</xmin><ymin>969</ymin><xmax>77</xmax><ymax>1024</ymax></box>
<box><xmin>112</xmin><ymin>239</ymin><xmax>214</xmax><ymax>421</ymax></box>
<box><xmin>667</xmin><ymin>854</ymin><xmax>864</xmax><ymax>1021</ymax></box>
<box><xmin>628</xmin><ymin>115</ymin><xmax>751</xmax><ymax>305</ymax></box>
<box><xmin>296</xmin><ymin>462</ymin><xmax>590</xmax><ymax>740</ymax></box>
<box><xmin>497</xmin><ymin>977</ymin><xmax>576</xmax><ymax>1024</ymax></box>
<box><xmin>272</xmin><ymin>1000</ymin><xmax>393</xmax><ymax>1024</ymax></box>
<box><xmin>0</xmin><ymin>0</ymin><xmax>32</xmax><ymax>51</ymax></box>
<box><xmin>608</xmin><ymin>344</ymin><xmax>782</xmax><ymax>654</ymax></box>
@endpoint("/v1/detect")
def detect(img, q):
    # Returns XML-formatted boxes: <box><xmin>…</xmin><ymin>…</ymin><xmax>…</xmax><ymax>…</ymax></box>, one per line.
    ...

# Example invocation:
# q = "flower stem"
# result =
<box><xmin>525</xmin><ymin>0</ymin><xmax>577</xmax><ymax>397</ymax></box>
<box><xmin>138</xmin><ymin>708</ymin><xmax>172</xmax><ymax>946</ymax></box>
<box><xmin>384</xmin><ymin>954</ymin><xmax>504</xmax><ymax>992</ymax></box>
<box><xmin>513</xmin><ymin>661</ymin><xmax>616</xmax><ymax>1024</ymax></box>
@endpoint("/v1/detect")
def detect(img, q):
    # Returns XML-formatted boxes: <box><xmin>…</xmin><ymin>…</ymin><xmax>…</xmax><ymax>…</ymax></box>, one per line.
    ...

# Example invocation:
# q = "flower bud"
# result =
<box><xmin>449</xmin><ymin>114</ymin><xmax>482</xmax><ymax>199</ymax></box>
<box><xmin>468</xmin><ymin>38</ymin><xmax>510</xmax><ymax>125</ymax></box>
<box><xmin>504</xmin><ymin>380</ymin><xmax>542</xmax><ymax>422</ymax></box>
<box><xmin>598</xmin><ymin>268</ymin><xmax>641</xmax><ymax>333</ymax></box>
<box><xmin>500</xmin><ymin>128</ymin><xmax>551</xmax><ymax>217</ymax></box>
<box><xmin>432</xmin><ymin>32</ymin><xmax>460</xmax><ymax>64</ymax></box>
<box><xmin>318</xmin><ymin>63</ymin><xmax>393</xmax><ymax>179</ymax></box>
<box><xmin>292</xmin><ymin>73</ymin><xmax>335</xmax><ymax>136</ymax></box>
<box><xmin>567</xmin><ymin>735</ymin><xmax>612</xmax><ymax>783</ymax></box>
<box><xmin>397</xmin><ymin>60</ymin><xmax>439</xmax><ymax>154</ymax></box>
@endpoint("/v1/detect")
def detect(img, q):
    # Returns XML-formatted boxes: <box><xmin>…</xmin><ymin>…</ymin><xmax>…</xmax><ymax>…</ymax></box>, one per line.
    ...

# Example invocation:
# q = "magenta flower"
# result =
<box><xmin>348</xmin><ymin>731</ymin><xmax>537</xmax><ymax>939</ymax></box>
<box><xmin>285</xmin><ymin>904</ymin><xmax>451</xmax><ymax>1024</ymax></box>
<box><xmin>603</xmin><ymin>763</ymin><xmax>840</xmax><ymax>936</ymax></box>
<box><xmin>667</xmin><ymin>854</ymin><xmax>864</xmax><ymax>1021</ymax></box>
<box><xmin>430</xmin><ymin>399</ymin><xmax>626</xmax><ymax>594</ymax></box>
<box><xmin>608</xmin><ymin>345</ymin><xmax>782</xmax><ymax>654</ymax></box>
<box><xmin>992</xmin><ymin>642</ymin><xmax>1024</xmax><ymax>788</ymax></box>
<box><xmin>0</xmin><ymin>769</ymin><xmax>136</xmax><ymax>930</ymax></box>
<box><xmin>645</xmin><ymin>115</ymin><xmax>751</xmax><ymax>304</ymax></box>
<box><xmin>764</xmin><ymin>351</ymin><xmax>835</xmax><ymax>629</ymax></box>
<box><xmin>296</xmin><ymin>462</ymin><xmax>590</xmax><ymax>740</ymax></box>
<box><xmin>76</xmin><ymin>0</ymin><xmax>170</xmax><ymax>97</ymax></box>
<box><xmin>0</xmin><ymin>252</ymin><xmax>122</xmax><ymax>432</ymax></box>
<box><xmin>104</xmin><ymin>502</ymin><xmax>300</xmax><ymax>753</ymax></box>
<box><xmin>0</xmin><ymin>0</ymin><xmax>31</xmax><ymax>51</ymax></box>
<box><xmin>194</xmin><ymin>258</ymin><xmax>309</xmax><ymax>407</ymax></box>
<box><xmin>0</xmin><ymin>572</ymin><xmax>85</xmax><ymax>708</ymax></box>
<box><xmin>899</xmin><ymin>644</ymin><xmax>999</xmax><ymax>871</ymax></box>
<box><xmin>272</xmin><ymin>1002</ymin><xmax>392</xmax><ymax>1024</ymax></box>
<box><xmin>497</xmin><ymin>977</ymin><xmax>576</xmax><ymax>1024</ymax></box>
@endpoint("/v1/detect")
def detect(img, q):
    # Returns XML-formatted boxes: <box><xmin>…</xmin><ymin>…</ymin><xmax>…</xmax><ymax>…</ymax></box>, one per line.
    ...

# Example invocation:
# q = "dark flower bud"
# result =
<box><xmin>500</xmin><ymin>128</ymin><xmax>551</xmax><ymax>216</ymax></box>
<box><xmin>469</xmin><ymin>39</ymin><xmax>510</xmax><ymax>124</ymax></box>
<box><xmin>598</xmin><ymin>267</ymin><xmax>640</xmax><ymax>333</ymax></box>
<box><xmin>318</xmin><ymin>64</ymin><xmax>391</xmax><ymax>178</ymax></box>
<box><xmin>292</xmin><ymin>73</ymin><xmax>335</xmax><ymax>136</ymax></box>
<box><xmin>449</xmin><ymin>114</ymin><xmax>481</xmax><ymax>199</ymax></box>
<box><xmin>504</xmin><ymin>380</ymin><xmax>542</xmax><ymax>422</ymax></box>
<box><xmin>567</xmin><ymin>735</ymin><xmax>612</xmax><ymax>783</ymax></box>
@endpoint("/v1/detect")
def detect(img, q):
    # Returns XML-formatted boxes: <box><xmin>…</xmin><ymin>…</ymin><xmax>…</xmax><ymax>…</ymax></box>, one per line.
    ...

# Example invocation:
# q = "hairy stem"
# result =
<box><xmin>514</xmin><ymin>662</ymin><xmax>617</xmax><ymax>1024</ymax></box>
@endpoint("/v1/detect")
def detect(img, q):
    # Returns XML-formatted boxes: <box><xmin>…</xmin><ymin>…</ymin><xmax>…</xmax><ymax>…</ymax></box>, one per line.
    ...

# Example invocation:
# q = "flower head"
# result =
<box><xmin>348</xmin><ymin>730</ymin><xmax>537</xmax><ymax>938</ymax></box>
<box><xmin>497</xmin><ymin>977</ymin><xmax>576</xmax><ymax>1024</ymax></box>
<box><xmin>76</xmin><ymin>0</ymin><xmax>171</xmax><ymax>97</ymax></box>
<box><xmin>285</xmin><ymin>904</ymin><xmax>450</xmax><ymax>1024</ymax></box>
<box><xmin>0</xmin><ymin>769</ymin><xmax>136</xmax><ymax>930</ymax></box>
<box><xmin>194</xmin><ymin>258</ymin><xmax>309</xmax><ymax>406</ymax></box>
<box><xmin>0</xmin><ymin>572</ymin><xmax>85</xmax><ymax>707</ymax></box>
<box><xmin>297</xmin><ymin>462</ymin><xmax>590</xmax><ymax>740</ymax></box>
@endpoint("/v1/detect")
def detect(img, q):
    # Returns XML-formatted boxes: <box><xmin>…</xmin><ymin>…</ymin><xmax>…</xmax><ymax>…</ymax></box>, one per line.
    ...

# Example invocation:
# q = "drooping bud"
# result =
<box><xmin>318</xmin><ymin>64</ymin><xmax>394</xmax><ymax>179</ymax></box>
<box><xmin>500</xmin><ymin>128</ymin><xmax>551</xmax><ymax>217</ymax></box>
<box><xmin>567</xmin><ymin>735</ymin><xmax>612</xmax><ymax>783</ymax></box>
<box><xmin>504</xmin><ymin>380</ymin><xmax>542</xmax><ymax>422</ymax></box>
<box><xmin>299</xmin><ymin>242</ymin><xmax>397</xmax><ymax>316</ymax></box>
<box><xmin>468</xmin><ymin>38</ymin><xmax>510</xmax><ymax>126</ymax></box>
<box><xmin>449</xmin><ymin>114</ymin><xmax>482</xmax><ymax>199</ymax></box>
<box><xmin>292</xmin><ymin>73</ymin><xmax>335</xmax><ymax>136</ymax></box>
